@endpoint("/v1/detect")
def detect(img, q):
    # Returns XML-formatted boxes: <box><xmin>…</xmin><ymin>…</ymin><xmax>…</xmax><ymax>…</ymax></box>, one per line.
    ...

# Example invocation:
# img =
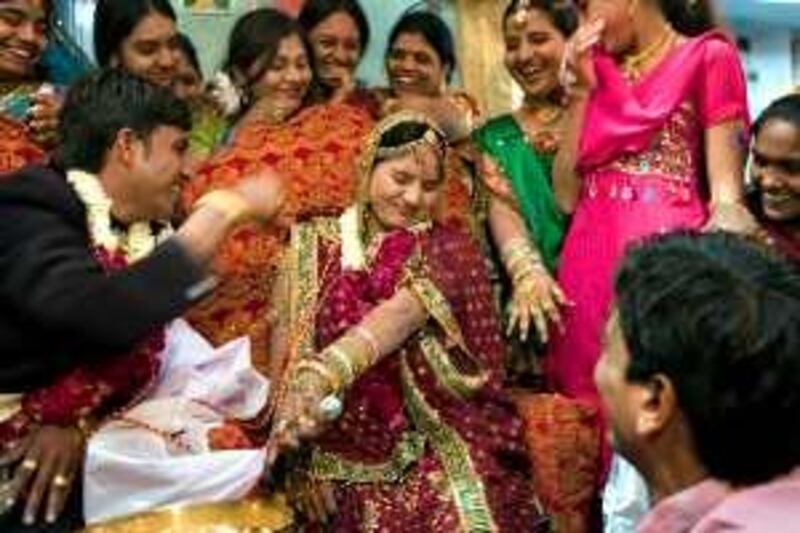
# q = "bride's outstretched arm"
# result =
<box><xmin>268</xmin><ymin>288</ymin><xmax>427</xmax><ymax>452</ymax></box>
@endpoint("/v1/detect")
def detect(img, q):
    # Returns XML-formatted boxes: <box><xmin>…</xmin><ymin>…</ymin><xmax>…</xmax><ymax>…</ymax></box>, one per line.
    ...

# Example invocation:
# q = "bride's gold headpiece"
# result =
<box><xmin>358</xmin><ymin>110</ymin><xmax>446</xmax><ymax>181</ymax></box>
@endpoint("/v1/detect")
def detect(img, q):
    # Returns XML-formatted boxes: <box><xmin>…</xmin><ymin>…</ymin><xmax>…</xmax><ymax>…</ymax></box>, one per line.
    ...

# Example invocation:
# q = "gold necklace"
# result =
<box><xmin>518</xmin><ymin>102</ymin><xmax>563</xmax><ymax>155</ymax></box>
<box><xmin>622</xmin><ymin>28</ymin><xmax>677</xmax><ymax>80</ymax></box>
<box><xmin>521</xmin><ymin>99</ymin><xmax>563</xmax><ymax>128</ymax></box>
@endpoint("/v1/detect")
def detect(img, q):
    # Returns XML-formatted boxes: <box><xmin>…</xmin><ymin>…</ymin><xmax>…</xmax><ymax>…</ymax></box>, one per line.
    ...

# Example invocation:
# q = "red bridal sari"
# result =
<box><xmin>181</xmin><ymin>103</ymin><xmax>373</xmax><ymax>371</ymax></box>
<box><xmin>277</xmin><ymin>214</ymin><xmax>548</xmax><ymax>532</ymax></box>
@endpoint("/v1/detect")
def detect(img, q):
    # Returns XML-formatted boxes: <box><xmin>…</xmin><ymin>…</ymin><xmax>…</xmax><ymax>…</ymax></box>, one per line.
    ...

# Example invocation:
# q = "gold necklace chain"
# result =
<box><xmin>521</xmin><ymin>99</ymin><xmax>563</xmax><ymax>128</ymax></box>
<box><xmin>622</xmin><ymin>28</ymin><xmax>677</xmax><ymax>79</ymax></box>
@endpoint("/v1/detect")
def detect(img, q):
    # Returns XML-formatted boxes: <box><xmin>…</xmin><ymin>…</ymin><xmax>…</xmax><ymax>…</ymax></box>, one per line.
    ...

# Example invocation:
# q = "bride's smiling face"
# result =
<box><xmin>368</xmin><ymin>143</ymin><xmax>444</xmax><ymax>230</ymax></box>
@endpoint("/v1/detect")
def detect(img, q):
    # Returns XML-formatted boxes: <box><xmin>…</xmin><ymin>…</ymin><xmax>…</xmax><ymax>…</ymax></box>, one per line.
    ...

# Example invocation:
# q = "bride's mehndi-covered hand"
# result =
<box><xmin>270</xmin><ymin>370</ymin><xmax>331</xmax><ymax>456</ymax></box>
<box><xmin>287</xmin><ymin>471</ymin><xmax>337</xmax><ymax>525</ymax></box>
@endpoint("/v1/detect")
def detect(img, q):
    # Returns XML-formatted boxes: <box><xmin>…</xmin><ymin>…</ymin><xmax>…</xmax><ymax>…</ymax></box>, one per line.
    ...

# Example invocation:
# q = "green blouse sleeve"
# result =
<box><xmin>473</xmin><ymin>115</ymin><xmax>566</xmax><ymax>272</ymax></box>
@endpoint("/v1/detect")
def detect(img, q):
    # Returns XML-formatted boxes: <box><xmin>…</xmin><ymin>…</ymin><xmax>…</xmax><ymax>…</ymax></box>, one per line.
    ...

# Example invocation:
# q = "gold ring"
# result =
<box><xmin>21</xmin><ymin>459</ymin><xmax>37</xmax><ymax>471</ymax></box>
<box><xmin>52</xmin><ymin>474</ymin><xmax>69</xmax><ymax>488</ymax></box>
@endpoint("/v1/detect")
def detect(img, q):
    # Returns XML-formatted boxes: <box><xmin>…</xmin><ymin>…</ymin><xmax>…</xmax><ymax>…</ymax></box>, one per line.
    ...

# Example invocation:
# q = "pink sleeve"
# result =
<box><xmin>696</xmin><ymin>38</ymin><xmax>750</xmax><ymax>129</ymax></box>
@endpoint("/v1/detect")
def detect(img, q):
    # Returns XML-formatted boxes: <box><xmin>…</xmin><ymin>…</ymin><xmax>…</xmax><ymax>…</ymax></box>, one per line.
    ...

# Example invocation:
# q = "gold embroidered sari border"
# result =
<box><xmin>418</xmin><ymin>334</ymin><xmax>488</xmax><ymax>400</ymax></box>
<box><xmin>404</xmin><ymin>274</ymin><xmax>470</xmax><ymax>355</ymax></box>
<box><xmin>401</xmin><ymin>359</ymin><xmax>498</xmax><ymax>533</ymax></box>
<box><xmin>309</xmin><ymin>432</ymin><xmax>426</xmax><ymax>484</ymax></box>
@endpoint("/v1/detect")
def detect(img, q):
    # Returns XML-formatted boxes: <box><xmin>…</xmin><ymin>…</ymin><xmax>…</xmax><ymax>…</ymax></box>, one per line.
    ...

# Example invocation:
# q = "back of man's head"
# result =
<box><xmin>53</xmin><ymin>69</ymin><xmax>192</xmax><ymax>174</ymax></box>
<box><xmin>615</xmin><ymin>231</ymin><xmax>800</xmax><ymax>486</ymax></box>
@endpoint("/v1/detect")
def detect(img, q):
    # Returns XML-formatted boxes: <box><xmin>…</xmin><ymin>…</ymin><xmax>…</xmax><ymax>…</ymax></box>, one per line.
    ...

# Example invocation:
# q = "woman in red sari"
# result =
<box><xmin>266</xmin><ymin>112</ymin><xmax>547</xmax><ymax>532</ymax></box>
<box><xmin>181</xmin><ymin>8</ymin><xmax>373</xmax><ymax>370</ymax></box>
<box><xmin>0</xmin><ymin>0</ymin><xmax>60</xmax><ymax>174</ymax></box>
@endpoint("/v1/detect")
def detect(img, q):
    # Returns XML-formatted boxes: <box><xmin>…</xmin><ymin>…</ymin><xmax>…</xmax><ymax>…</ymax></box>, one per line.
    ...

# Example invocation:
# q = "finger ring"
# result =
<box><xmin>275</xmin><ymin>419</ymin><xmax>289</xmax><ymax>434</ymax></box>
<box><xmin>21</xmin><ymin>459</ymin><xmax>37</xmax><ymax>471</ymax></box>
<box><xmin>297</xmin><ymin>414</ymin><xmax>315</xmax><ymax>428</ymax></box>
<box><xmin>319</xmin><ymin>395</ymin><xmax>343</xmax><ymax>421</ymax></box>
<box><xmin>52</xmin><ymin>474</ymin><xmax>69</xmax><ymax>488</ymax></box>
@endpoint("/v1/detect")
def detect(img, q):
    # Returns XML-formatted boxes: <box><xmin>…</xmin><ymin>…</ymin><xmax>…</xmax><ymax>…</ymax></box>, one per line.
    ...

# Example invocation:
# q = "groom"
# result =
<box><xmin>0</xmin><ymin>69</ymin><xmax>284</xmax><ymax>531</ymax></box>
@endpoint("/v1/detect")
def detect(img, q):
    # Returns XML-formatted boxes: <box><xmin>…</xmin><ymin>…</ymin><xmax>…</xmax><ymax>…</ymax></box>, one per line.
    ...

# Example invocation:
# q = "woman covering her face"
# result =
<box><xmin>266</xmin><ymin>111</ymin><xmax>548</xmax><ymax>532</ymax></box>
<box><xmin>181</xmin><ymin>8</ymin><xmax>373</xmax><ymax>370</ymax></box>
<box><xmin>549</xmin><ymin>0</ymin><xmax>755</xmax><ymax>480</ymax></box>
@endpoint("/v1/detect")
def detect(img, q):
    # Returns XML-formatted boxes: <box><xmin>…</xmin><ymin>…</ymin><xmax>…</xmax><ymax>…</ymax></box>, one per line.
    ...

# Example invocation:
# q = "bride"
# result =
<box><xmin>267</xmin><ymin>111</ymin><xmax>548</xmax><ymax>531</ymax></box>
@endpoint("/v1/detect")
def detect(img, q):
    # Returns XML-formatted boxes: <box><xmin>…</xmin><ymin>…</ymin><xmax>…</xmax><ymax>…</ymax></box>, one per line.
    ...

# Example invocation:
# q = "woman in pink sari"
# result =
<box><xmin>265</xmin><ymin>112</ymin><xmax>547</xmax><ymax>531</ymax></box>
<box><xmin>548</xmin><ymin>0</ymin><xmax>756</xmax><ymax>462</ymax></box>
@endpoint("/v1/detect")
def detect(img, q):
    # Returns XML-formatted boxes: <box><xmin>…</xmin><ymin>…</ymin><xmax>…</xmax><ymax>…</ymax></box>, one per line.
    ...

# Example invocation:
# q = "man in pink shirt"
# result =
<box><xmin>594</xmin><ymin>231</ymin><xmax>800</xmax><ymax>532</ymax></box>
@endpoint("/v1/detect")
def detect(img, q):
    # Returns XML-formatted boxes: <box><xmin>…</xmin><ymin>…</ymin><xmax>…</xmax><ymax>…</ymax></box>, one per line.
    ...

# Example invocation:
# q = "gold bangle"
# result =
<box><xmin>294</xmin><ymin>359</ymin><xmax>339</xmax><ymax>394</ymax></box>
<box><xmin>194</xmin><ymin>189</ymin><xmax>251</xmax><ymax>225</ymax></box>
<box><xmin>326</xmin><ymin>346</ymin><xmax>357</xmax><ymax>387</ymax></box>
<box><xmin>343</xmin><ymin>335</ymin><xmax>374</xmax><ymax>374</ymax></box>
<box><xmin>500</xmin><ymin>238</ymin><xmax>530</xmax><ymax>260</ymax></box>
<box><xmin>505</xmin><ymin>253</ymin><xmax>530</xmax><ymax>274</ymax></box>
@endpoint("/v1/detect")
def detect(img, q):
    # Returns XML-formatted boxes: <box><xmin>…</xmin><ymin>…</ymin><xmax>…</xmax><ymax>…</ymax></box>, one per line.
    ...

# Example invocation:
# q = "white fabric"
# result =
<box><xmin>603</xmin><ymin>454</ymin><xmax>651</xmax><ymax>533</ymax></box>
<box><xmin>83</xmin><ymin>320</ymin><xmax>269</xmax><ymax>524</ymax></box>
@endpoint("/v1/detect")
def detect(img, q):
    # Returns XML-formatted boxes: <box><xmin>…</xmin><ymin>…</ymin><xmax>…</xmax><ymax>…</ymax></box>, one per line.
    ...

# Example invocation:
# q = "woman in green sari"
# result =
<box><xmin>474</xmin><ymin>0</ymin><xmax>578</xmax><ymax>349</ymax></box>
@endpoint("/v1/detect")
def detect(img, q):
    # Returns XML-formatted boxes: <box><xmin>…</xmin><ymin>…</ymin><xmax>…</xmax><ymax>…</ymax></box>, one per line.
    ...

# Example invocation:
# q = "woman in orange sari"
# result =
<box><xmin>181</xmin><ymin>8</ymin><xmax>372</xmax><ymax>370</ymax></box>
<box><xmin>0</xmin><ymin>0</ymin><xmax>60</xmax><ymax>175</ymax></box>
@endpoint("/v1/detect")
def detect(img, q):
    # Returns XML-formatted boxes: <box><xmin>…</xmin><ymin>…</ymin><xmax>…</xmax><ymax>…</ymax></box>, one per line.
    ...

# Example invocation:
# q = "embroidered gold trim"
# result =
<box><xmin>401</xmin><ymin>360</ymin><xmax>497</xmax><ymax>533</ymax></box>
<box><xmin>404</xmin><ymin>273</ymin><xmax>471</xmax><ymax>356</ymax></box>
<box><xmin>418</xmin><ymin>334</ymin><xmax>489</xmax><ymax>400</ymax></box>
<box><xmin>289</xmin><ymin>222</ymin><xmax>321</xmax><ymax>361</ymax></box>
<box><xmin>309</xmin><ymin>432</ymin><xmax>427</xmax><ymax>484</ymax></box>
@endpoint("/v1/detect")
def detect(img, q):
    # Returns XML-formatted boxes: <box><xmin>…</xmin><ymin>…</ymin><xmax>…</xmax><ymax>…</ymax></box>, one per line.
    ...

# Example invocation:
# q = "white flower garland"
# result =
<box><xmin>66</xmin><ymin>170</ymin><xmax>172</xmax><ymax>263</ymax></box>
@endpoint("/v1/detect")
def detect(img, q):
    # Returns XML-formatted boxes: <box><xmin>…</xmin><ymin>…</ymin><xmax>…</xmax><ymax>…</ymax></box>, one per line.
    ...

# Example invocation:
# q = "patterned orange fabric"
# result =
<box><xmin>181</xmin><ymin>103</ymin><xmax>373</xmax><ymax>371</ymax></box>
<box><xmin>512</xmin><ymin>391</ymin><xmax>602</xmax><ymax>533</ymax></box>
<box><xmin>438</xmin><ymin>142</ymin><xmax>476</xmax><ymax>232</ymax></box>
<box><xmin>0</xmin><ymin>116</ymin><xmax>45</xmax><ymax>175</ymax></box>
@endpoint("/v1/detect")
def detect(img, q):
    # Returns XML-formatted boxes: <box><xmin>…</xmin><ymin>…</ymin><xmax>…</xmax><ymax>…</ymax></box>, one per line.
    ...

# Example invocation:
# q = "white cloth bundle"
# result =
<box><xmin>83</xmin><ymin>320</ymin><xmax>269</xmax><ymax>524</ymax></box>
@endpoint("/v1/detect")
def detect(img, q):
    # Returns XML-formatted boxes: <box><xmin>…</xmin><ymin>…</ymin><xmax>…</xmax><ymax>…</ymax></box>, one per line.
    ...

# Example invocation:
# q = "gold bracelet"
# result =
<box><xmin>294</xmin><ymin>359</ymin><xmax>339</xmax><ymax>394</ymax></box>
<box><xmin>345</xmin><ymin>335</ymin><xmax>377</xmax><ymax>374</ymax></box>
<box><xmin>351</xmin><ymin>326</ymin><xmax>381</xmax><ymax>364</ymax></box>
<box><xmin>194</xmin><ymin>189</ymin><xmax>251</xmax><ymax>226</ymax></box>
<box><xmin>500</xmin><ymin>238</ymin><xmax>530</xmax><ymax>260</ymax></box>
<box><xmin>326</xmin><ymin>345</ymin><xmax>357</xmax><ymax>387</ymax></box>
